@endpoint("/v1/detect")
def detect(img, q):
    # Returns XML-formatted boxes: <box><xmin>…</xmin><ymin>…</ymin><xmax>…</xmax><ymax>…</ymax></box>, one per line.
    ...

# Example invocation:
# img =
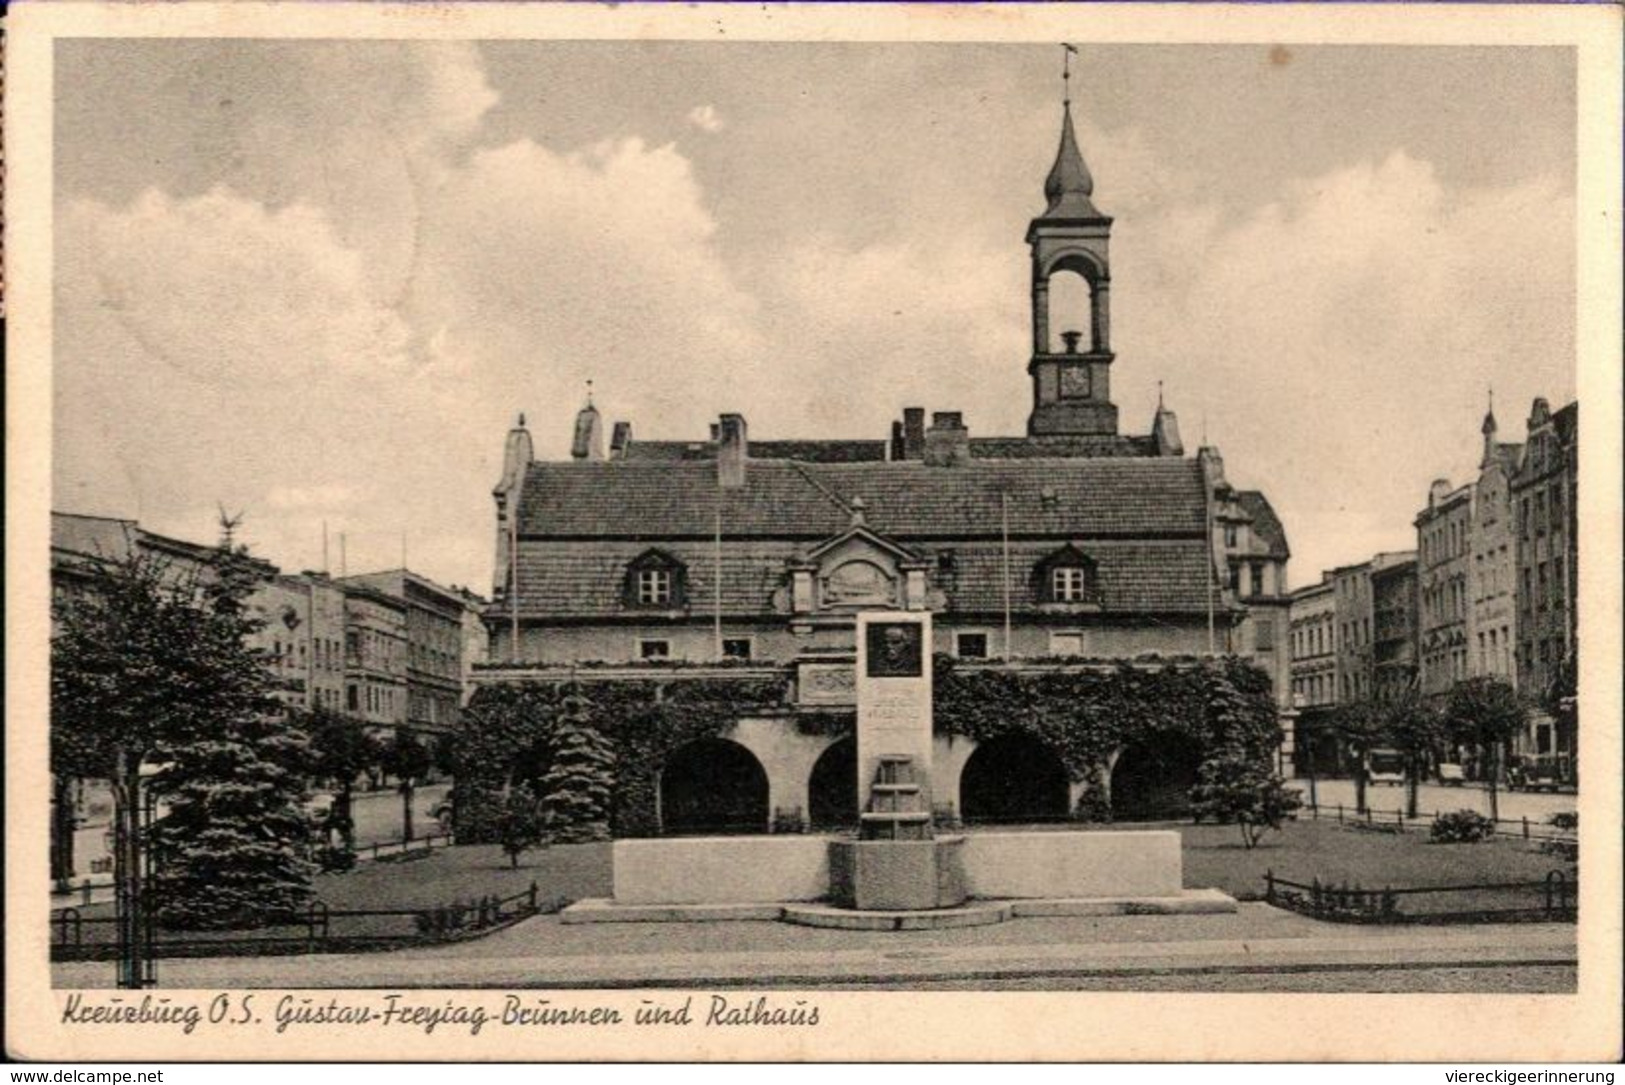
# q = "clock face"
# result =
<box><xmin>1059</xmin><ymin>364</ymin><xmax>1091</xmax><ymax>399</ymax></box>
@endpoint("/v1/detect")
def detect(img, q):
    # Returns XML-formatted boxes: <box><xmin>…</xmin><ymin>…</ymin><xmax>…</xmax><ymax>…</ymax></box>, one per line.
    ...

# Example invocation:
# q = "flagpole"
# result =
<box><xmin>1001</xmin><ymin>490</ymin><xmax>1013</xmax><ymax>660</ymax></box>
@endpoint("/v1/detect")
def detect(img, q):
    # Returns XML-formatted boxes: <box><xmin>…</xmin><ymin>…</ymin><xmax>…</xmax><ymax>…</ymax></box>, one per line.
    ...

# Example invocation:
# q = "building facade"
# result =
<box><xmin>1370</xmin><ymin>555</ymin><xmax>1419</xmax><ymax>704</ymax></box>
<box><xmin>342</xmin><ymin>570</ymin><xmax>468</xmax><ymax>735</ymax></box>
<box><xmin>342</xmin><ymin>584</ymin><xmax>408</xmax><ymax>733</ymax></box>
<box><xmin>1511</xmin><ymin>398</ymin><xmax>1578</xmax><ymax>774</ymax></box>
<box><xmin>477</xmin><ymin>99</ymin><xmax>1291</xmax><ymax>830</ymax></box>
<box><xmin>1416</xmin><ymin>480</ymin><xmax>1474</xmax><ymax>701</ymax></box>
<box><xmin>1288</xmin><ymin>576</ymin><xmax>1337</xmax><ymax>711</ymax></box>
<box><xmin>1471</xmin><ymin>408</ymin><xmax>1521</xmax><ymax>691</ymax></box>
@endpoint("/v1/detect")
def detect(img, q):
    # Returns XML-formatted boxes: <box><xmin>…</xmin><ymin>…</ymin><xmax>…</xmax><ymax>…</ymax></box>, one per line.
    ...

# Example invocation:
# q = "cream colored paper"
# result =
<box><xmin>6</xmin><ymin>2</ymin><xmax>1621</xmax><ymax>1062</ymax></box>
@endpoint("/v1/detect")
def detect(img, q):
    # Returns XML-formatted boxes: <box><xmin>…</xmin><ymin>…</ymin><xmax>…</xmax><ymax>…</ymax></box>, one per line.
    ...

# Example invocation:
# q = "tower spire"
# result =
<box><xmin>1040</xmin><ymin>45</ymin><xmax>1099</xmax><ymax>219</ymax></box>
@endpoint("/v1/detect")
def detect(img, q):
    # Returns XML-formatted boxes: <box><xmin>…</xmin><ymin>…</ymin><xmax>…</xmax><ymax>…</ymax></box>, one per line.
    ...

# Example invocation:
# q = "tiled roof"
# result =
<box><xmin>509</xmin><ymin>457</ymin><xmax>1223</xmax><ymax>616</ymax></box>
<box><xmin>1235</xmin><ymin>491</ymin><xmax>1290</xmax><ymax>559</ymax></box>
<box><xmin>619</xmin><ymin>439</ymin><xmax>888</xmax><ymax>463</ymax></box>
<box><xmin>517</xmin><ymin>458</ymin><xmax>1209</xmax><ymax>539</ymax></box>
<box><xmin>968</xmin><ymin>435</ymin><xmax>1157</xmax><ymax>458</ymax></box>
<box><xmin>508</xmin><ymin>538</ymin><xmax>1217</xmax><ymax>617</ymax></box>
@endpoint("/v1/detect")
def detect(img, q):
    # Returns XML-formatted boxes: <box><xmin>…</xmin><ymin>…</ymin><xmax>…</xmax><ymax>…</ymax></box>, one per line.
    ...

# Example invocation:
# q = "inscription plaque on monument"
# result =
<box><xmin>855</xmin><ymin>611</ymin><xmax>934</xmax><ymax>814</ymax></box>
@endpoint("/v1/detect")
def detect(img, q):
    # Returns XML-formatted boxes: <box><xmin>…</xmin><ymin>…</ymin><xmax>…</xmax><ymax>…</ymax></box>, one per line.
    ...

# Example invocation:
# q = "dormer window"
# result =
<box><xmin>1034</xmin><ymin>545</ymin><xmax>1101</xmax><ymax>606</ymax></box>
<box><xmin>637</xmin><ymin>569</ymin><xmax>672</xmax><ymax>605</ymax></box>
<box><xmin>624</xmin><ymin>549</ymin><xmax>686</xmax><ymax>609</ymax></box>
<box><xmin>1052</xmin><ymin>567</ymin><xmax>1090</xmax><ymax>602</ymax></box>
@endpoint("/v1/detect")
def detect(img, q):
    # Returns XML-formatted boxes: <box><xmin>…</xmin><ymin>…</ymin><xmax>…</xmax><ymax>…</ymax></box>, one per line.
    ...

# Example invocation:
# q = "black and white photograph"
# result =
<box><xmin>5</xmin><ymin>1</ymin><xmax>1621</xmax><ymax>1065</ymax></box>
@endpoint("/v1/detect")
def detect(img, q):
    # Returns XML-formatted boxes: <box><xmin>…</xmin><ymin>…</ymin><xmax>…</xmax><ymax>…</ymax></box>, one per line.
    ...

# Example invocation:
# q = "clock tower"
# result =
<box><xmin>1026</xmin><ymin>98</ymin><xmax>1118</xmax><ymax>437</ymax></box>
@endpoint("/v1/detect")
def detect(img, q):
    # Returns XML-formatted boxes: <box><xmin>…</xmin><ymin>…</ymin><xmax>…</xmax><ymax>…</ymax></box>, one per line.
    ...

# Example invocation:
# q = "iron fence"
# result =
<box><xmin>51</xmin><ymin>880</ymin><xmax>561</xmax><ymax>962</ymax></box>
<box><xmin>1264</xmin><ymin>867</ymin><xmax>1576</xmax><ymax>924</ymax></box>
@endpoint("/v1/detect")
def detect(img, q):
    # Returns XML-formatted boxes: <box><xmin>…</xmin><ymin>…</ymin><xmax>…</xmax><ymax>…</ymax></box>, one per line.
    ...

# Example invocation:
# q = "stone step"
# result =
<box><xmin>860</xmin><ymin>811</ymin><xmax>932</xmax><ymax>823</ymax></box>
<box><xmin>781</xmin><ymin>901</ymin><xmax>1012</xmax><ymax>931</ymax></box>
<box><xmin>870</xmin><ymin>783</ymin><xmax>921</xmax><ymax>794</ymax></box>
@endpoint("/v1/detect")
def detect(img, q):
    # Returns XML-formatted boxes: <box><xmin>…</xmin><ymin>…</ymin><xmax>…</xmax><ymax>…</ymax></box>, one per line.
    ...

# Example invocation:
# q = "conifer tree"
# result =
<box><xmin>145</xmin><ymin>537</ymin><xmax>315</xmax><ymax>930</ymax></box>
<box><xmin>538</xmin><ymin>685</ymin><xmax>614</xmax><ymax>843</ymax></box>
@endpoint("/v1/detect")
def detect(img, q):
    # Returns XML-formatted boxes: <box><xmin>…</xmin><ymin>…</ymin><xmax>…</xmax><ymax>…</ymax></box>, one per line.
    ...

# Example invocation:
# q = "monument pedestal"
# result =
<box><xmin>829</xmin><ymin>836</ymin><xmax>968</xmax><ymax>911</ymax></box>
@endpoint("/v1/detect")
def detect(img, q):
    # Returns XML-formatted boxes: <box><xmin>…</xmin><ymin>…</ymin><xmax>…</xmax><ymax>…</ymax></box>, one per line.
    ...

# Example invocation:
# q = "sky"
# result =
<box><xmin>52</xmin><ymin>40</ymin><xmax>1577</xmax><ymax>594</ymax></box>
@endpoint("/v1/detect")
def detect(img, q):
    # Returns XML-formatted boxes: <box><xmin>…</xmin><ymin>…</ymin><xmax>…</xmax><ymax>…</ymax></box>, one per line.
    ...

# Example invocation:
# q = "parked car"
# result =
<box><xmin>1437</xmin><ymin>762</ymin><xmax>1466</xmax><ymax>786</ymax></box>
<box><xmin>1508</xmin><ymin>755</ymin><xmax>1564</xmax><ymax>793</ymax></box>
<box><xmin>1365</xmin><ymin>748</ymin><xmax>1405</xmax><ymax>787</ymax></box>
<box><xmin>429</xmin><ymin>797</ymin><xmax>455</xmax><ymax>833</ymax></box>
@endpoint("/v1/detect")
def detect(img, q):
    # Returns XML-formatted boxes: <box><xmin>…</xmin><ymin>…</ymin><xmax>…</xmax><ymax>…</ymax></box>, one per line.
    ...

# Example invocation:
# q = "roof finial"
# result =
<box><xmin>1062</xmin><ymin>42</ymin><xmax>1077</xmax><ymax>107</ymax></box>
<box><xmin>585</xmin><ymin>379</ymin><xmax>594</xmax><ymax>408</ymax></box>
<box><xmin>1040</xmin><ymin>46</ymin><xmax>1097</xmax><ymax>216</ymax></box>
<box><xmin>517</xmin><ymin>411</ymin><xmax>527</xmax><ymax>428</ymax></box>
<box><xmin>1158</xmin><ymin>380</ymin><xmax>1165</xmax><ymax>411</ymax></box>
<box><xmin>850</xmin><ymin>495</ymin><xmax>867</xmax><ymax>528</ymax></box>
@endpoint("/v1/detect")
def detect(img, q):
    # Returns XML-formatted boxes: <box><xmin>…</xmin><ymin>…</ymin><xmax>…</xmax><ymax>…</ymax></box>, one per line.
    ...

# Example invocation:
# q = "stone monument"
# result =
<box><xmin>828</xmin><ymin>611</ymin><xmax>969</xmax><ymax>910</ymax></box>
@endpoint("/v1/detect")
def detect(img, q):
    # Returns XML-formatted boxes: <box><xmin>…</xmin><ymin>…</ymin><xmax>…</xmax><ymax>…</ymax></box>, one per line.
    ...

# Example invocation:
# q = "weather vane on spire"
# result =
<box><xmin>586</xmin><ymin>378</ymin><xmax>594</xmax><ymax>407</ymax></box>
<box><xmin>1062</xmin><ymin>43</ymin><xmax>1078</xmax><ymax>107</ymax></box>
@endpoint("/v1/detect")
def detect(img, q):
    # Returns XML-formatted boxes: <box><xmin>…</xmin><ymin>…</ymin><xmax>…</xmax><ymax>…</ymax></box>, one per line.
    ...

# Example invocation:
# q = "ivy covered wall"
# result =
<box><xmin>454</xmin><ymin>655</ymin><xmax>1279</xmax><ymax>838</ymax></box>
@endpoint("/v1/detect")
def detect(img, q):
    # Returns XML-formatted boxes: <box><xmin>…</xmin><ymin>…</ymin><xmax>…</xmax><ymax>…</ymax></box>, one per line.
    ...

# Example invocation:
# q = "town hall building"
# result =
<box><xmin>474</xmin><ymin>98</ymin><xmax>1291</xmax><ymax>832</ymax></box>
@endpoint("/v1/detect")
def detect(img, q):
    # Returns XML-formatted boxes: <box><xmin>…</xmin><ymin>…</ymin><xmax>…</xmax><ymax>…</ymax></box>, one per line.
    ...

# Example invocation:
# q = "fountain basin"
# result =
<box><xmin>829</xmin><ymin>835</ymin><xmax>968</xmax><ymax>911</ymax></box>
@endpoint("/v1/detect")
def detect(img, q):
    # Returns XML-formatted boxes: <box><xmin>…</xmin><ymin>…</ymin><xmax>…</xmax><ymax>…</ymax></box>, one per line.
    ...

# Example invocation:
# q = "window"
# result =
<box><xmin>1224</xmin><ymin>524</ymin><xmax>1238</xmax><ymax>548</ymax></box>
<box><xmin>1035</xmin><ymin>546</ymin><xmax>1099</xmax><ymax>605</ymax></box>
<box><xmin>637</xmin><ymin>569</ymin><xmax>672</xmax><ymax>606</ymax></box>
<box><xmin>1250</xmin><ymin>562</ymin><xmax>1267</xmax><ymax>596</ymax></box>
<box><xmin>1053</xmin><ymin>567</ymin><xmax>1090</xmax><ymax>602</ymax></box>
<box><xmin>623</xmin><ymin>549</ymin><xmax>686</xmax><ymax>609</ymax></box>
<box><xmin>956</xmin><ymin>631</ymin><xmax>990</xmax><ymax>659</ymax></box>
<box><xmin>1254</xmin><ymin>619</ymin><xmax>1275</xmax><ymax>652</ymax></box>
<box><xmin>1049</xmin><ymin>631</ymin><xmax>1085</xmax><ymax>657</ymax></box>
<box><xmin>638</xmin><ymin>638</ymin><xmax>671</xmax><ymax>661</ymax></box>
<box><xmin>721</xmin><ymin>637</ymin><xmax>753</xmax><ymax>661</ymax></box>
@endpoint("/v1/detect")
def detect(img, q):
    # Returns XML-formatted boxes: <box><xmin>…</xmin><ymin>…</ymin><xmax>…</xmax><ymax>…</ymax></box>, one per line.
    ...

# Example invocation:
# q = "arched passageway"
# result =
<box><xmin>807</xmin><ymin>737</ymin><xmax>858</xmax><ymax>830</ymax></box>
<box><xmin>959</xmin><ymin>734</ymin><xmax>1071</xmax><ymax>824</ymax></box>
<box><xmin>659</xmin><ymin>738</ymin><xmax>769</xmax><ymax>835</ymax></box>
<box><xmin>1111</xmin><ymin>732</ymin><xmax>1205</xmax><ymax>822</ymax></box>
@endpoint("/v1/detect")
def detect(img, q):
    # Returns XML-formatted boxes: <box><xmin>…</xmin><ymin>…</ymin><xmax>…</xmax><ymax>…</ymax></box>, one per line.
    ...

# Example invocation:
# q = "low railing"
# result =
<box><xmin>1298</xmin><ymin>801</ymin><xmax>1576</xmax><ymax>844</ymax></box>
<box><xmin>1263</xmin><ymin>868</ymin><xmax>1576</xmax><ymax>925</ymax></box>
<box><xmin>50</xmin><ymin>881</ymin><xmax>562</xmax><ymax>962</ymax></box>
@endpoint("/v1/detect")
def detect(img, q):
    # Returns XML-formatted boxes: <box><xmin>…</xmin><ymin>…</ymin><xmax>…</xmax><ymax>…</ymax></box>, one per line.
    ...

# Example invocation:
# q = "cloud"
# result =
<box><xmin>686</xmin><ymin>104</ymin><xmax>726</xmax><ymax>133</ymax></box>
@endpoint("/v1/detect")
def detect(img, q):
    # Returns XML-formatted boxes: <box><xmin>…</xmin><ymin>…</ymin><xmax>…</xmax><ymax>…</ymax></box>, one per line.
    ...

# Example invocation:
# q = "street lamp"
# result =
<box><xmin>114</xmin><ymin>758</ymin><xmax>163</xmax><ymax>989</ymax></box>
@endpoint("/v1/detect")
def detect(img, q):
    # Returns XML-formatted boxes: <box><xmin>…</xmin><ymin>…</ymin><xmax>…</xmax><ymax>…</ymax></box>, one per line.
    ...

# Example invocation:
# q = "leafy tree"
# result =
<box><xmin>303</xmin><ymin>708</ymin><xmax>373</xmax><ymax>850</ymax></box>
<box><xmin>431</xmin><ymin>730</ymin><xmax>460</xmax><ymax>781</ymax></box>
<box><xmin>496</xmin><ymin>782</ymin><xmax>548</xmax><ymax>868</ymax></box>
<box><xmin>1328</xmin><ymin>700</ymin><xmax>1384</xmax><ymax>815</ymax></box>
<box><xmin>380</xmin><ymin>727</ymin><xmax>434</xmax><ymax>842</ymax></box>
<box><xmin>1444</xmin><ymin>677</ymin><xmax>1526</xmax><ymax>823</ymax></box>
<box><xmin>538</xmin><ymin>685</ymin><xmax>615</xmax><ymax>843</ymax></box>
<box><xmin>1188</xmin><ymin>746</ymin><xmax>1303</xmax><ymax>849</ymax></box>
<box><xmin>1378</xmin><ymin>693</ymin><xmax>1446</xmax><ymax>818</ymax></box>
<box><xmin>53</xmin><ymin>532</ymin><xmax>316</xmax><ymax>931</ymax></box>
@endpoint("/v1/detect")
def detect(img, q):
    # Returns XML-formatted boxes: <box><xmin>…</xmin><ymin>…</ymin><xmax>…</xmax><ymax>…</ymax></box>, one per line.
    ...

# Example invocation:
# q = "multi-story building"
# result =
<box><xmin>1511</xmin><ymin>397</ymin><xmax>1578</xmax><ymax>776</ymax></box>
<box><xmin>1416</xmin><ymin>479</ymin><xmax>1474</xmax><ymax>701</ymax></box>
<box><xmin>1371</xmin><ymin>554</ymin><xmax>1419</xmax><ymax>704</ymax></box>
<box><xmin>1471</xmin><ymin>407</ymin><xmax>1521</xmax><ymax>689</ymax></box>
<box><xmin>477</xmin><ymin>96</ymin><xmax>1292</xmax><ymax>828</ymax></box>
<box><xmin>342</xmin><ymin>584</ymin><xmax>408</xmax><ymax>733</ymax></box>
<box><xmin>1287</xmin><ymin>574</ymin><xmax>1339</xmax><ymax>774</ymax></box>
<box><xmin>341</xmin><ymin>570</ymin><xmax>469</xmax><ymax>735</ymax></box>
<box><xmin>1288</xmin><ymin>575</ymin><xmax>1337</xmax><ymax>711</ymax></box>
<box><xmin>457</xmin><ymin>586</ymin><xmax>491</xmax><ymax>705</ymax></box>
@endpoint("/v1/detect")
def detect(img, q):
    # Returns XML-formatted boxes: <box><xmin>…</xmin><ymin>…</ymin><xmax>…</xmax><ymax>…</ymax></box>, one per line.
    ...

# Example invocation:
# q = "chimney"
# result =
<box><xmin>610</xmin><ymin>421</ymin><xmax>633</xmax><ymax>458</ymax></box>
<box><xmin>924</xmin><ymin>411</ymin><xmax>970</xmax><ymax>467</ymax></box>
<box><xmin>1197</xmin><ymin>445</ymin><xmax>1226</xmax><ymax>490</ymax></box>
<box><xmin>1152</xmin><ymin>407</ymin><xmax>1183</xmax><ymax>457</ymax></box>
<box><xmin>718</xmin><ymin>413</ymin><xmax>748</xmax><ymax>489</ymax></box>
<box><xmin>571</xmin><ymin>402</ymin><xmax>604</xmax><ymax>461</ymax></box>
<box><xmin>495</xmin><ymin>412</ymin><xmax>534</xmax><ymax>497</ymax></box>
<box><xmin>902</xmin><ymin>407</ymin><xmax>927</xmax><ymax>461</ymax></box>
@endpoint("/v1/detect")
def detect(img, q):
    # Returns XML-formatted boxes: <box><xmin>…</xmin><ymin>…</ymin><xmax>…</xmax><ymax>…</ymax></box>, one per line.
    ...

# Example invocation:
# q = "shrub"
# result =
<box><xmin>414</xmin><ymin>900</ymin><xmax>474</xmax><ymax>937</ymax></box>
<box><xmin>1431</xmin><ymin>809</ymin><xmax>1495</xmax><ymax>843</ymax></box>
<box><xmin>1188</xmin><ymin>748</ymin><xmax>1303</xmax><ymax>849</ymax></box>
<box><xmin>1548</xmin><ymin>811</ymin><xmax>1577</xmax><ymax>832</ymax></box>
<box><xmin>312</xmin><ymin>843</ymin><xmax>357</xmax><ymax>873</ymax></box>
<box><xmin>497</xmin><ymin>782</ymin><xmax>549</xmax><ymax>869</ymax></box>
